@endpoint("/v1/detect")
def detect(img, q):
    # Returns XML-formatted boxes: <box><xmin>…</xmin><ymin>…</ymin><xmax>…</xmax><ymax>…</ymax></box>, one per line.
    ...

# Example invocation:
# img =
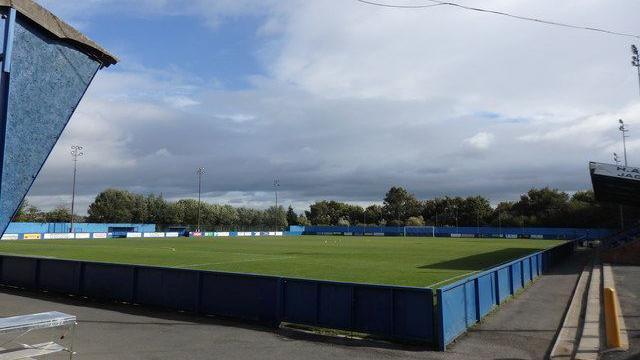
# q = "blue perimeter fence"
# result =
<box><xmin>0</xmin><ymin>240</ymin><xmax>577</xmax><ymax>349</ymax></box>
<box><xmin>302</xmin><ymin>225</ymin><xmax>610</xmax><ymax>239</ymax></box>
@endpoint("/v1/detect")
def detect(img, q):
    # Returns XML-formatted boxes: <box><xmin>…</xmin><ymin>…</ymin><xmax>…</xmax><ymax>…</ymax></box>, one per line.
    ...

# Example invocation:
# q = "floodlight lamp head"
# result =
<box><xmin>633</xmin><ymin>44</ymin><xmax>639</xmax><ymax>54</ymax></box>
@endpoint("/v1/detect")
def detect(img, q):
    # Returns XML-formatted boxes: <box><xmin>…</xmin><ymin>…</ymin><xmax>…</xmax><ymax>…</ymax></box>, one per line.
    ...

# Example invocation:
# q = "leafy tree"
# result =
<box><xmin>265</xmin><ymin>205</ymin><xmax>287</xmax><ymax>230</ymax></box>
<box><xmin>87</xmin><ymin>189</ymin><xmax>136</xmax><ymax>223</ymax></box>
<box><xmin>286</xmin><ymin>206</ymin><xmax>298</xmax><ymax>226</ymax></box>
<box><xmin>405</xmin><ymin>216</ymin><xmax>425</xmax><ymax>226</ymax></box>
<box><xmin>364</xmin><ymin>204</ymin><xmax>383</xmax><ymax>225</ymax></box>
<box><xmin>45</xmin><ymin>205</ymin><xmax>73</xmax><ymax>223</ymax></box>
<box><xmin>383</xmin><ymin>187</ymin><xmax>420</xmax><ymax>225</ymax></box>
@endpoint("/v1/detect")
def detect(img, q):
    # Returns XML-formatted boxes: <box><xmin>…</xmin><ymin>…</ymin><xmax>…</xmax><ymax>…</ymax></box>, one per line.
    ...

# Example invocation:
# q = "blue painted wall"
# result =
<box><xmin>0</xmin><ymin>8</ymin><xmax>104</xmax><ymax>236</ymax></box>
<box><xmin>4</xmin><ymin>222</ymin><xmax>156</xmax><ymax>234</ymax></box>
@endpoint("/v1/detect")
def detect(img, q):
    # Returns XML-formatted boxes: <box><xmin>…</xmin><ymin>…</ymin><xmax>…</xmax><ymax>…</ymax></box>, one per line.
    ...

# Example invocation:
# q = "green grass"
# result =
<box><xmin>0</xmin><ymin>236</ymin><xmax>563</xmax><ymax>287</ymax></box>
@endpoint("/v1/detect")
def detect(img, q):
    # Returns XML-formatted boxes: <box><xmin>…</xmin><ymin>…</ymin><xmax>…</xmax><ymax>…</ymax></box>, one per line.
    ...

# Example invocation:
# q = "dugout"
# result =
<box><xmin>0</xmin><ymin>0</ymin><xmax>117</xmax><ymax>237</ymax></box>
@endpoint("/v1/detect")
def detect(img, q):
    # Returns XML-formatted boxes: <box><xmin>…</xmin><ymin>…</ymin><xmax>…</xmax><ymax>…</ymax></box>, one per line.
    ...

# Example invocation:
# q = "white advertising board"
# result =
<box><xmin>165</xmin><ymin>232</ymin><xmax>179</xmax><ymax>237</ymax></box>
<box><xmin>44</xmin><ymin>233</ymin><xmax>74</xmax><ymax>239</ymax></box>
<box><xmin>75</xmin><ymin>233</ymin><xmax>91</xmax><ymax>239</ymax></box>
<box><xmin>92</xmin><ymin>232</ymin><xmax>108</xmax><ymax>239</ymax></box>
<box><xmin>143</xmin><ymin>232</ymin><xmax>165</xmax><ymax>238</ymax></box>
<box><xmin>1</xmin><ymin>234</ymin><xmax>18</xmax><ymax>240</ymax></box>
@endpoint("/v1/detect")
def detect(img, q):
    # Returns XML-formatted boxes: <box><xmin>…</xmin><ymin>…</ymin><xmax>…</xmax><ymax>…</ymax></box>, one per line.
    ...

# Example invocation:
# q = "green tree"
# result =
<box><xmin>45</xmin><ymin>205</ymin><xmax>73</xmax><ymax>222</ymax></box>
<box><xmin>383</xmin><ymin>186</ymin><xmax>420</xmax><ymax>225</ymax></box>
<box><xmin>87</xmin><ymin>189</ymin><xmax>136</xmax><ymax>223</ymax></box>
<box><xmin>405</xmin><ymin>216</ymin><xmax>425</xmax><ymax>226</ymax></box>
<box><xmin>265</xmin><ymin>205</ymin><xmax>287</xmax><ymax>230</ymax></box>
<box><xmin>286</xmin><ymin>206</ymin><xmax>298</xmax><ymax>226</ymax></box>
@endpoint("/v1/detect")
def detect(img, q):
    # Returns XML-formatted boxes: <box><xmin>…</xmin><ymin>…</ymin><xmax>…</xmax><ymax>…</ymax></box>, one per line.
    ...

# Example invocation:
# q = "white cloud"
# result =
<box><xmin>464</xmin><ymin>132</ymin><xmax>495</xmax><ymax>150</ymax></box>
<box><xmin>24</xmin><ymin>0</ymin><xmax>640</xmax><ymax>215</ymax></box>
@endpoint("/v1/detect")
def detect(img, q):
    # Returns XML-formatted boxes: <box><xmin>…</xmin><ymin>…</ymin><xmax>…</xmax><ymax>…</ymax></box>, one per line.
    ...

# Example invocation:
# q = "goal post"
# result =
<box><xmin>402</xmin><ymin>226</ymin><xmax>436</xmax><ymax>237</ymax></box>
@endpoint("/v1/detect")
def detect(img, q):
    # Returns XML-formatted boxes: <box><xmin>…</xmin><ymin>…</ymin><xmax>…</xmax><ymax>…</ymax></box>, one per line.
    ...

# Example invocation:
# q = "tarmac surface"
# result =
<box><xmin>0</xmin><ymin>250</ymin><xmax>592</xmax><ymax>360</ymax></box>
<box><xmin>602</xmin><ymin>265</ymin><xmax>640</xmax><ymax>360</ymax></box>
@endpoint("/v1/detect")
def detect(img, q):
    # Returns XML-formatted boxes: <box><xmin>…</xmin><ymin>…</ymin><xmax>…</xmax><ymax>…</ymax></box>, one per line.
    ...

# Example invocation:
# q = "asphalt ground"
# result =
<box><xmin>0</xmin><ymin>249</ymin><xmax>592</xmax><ymax>360</ymax></box>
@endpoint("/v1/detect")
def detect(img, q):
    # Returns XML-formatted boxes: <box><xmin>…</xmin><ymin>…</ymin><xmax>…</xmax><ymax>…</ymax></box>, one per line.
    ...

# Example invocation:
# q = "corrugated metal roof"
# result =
<box><xmin>0</xmin><ymin>0</ymin><xmax>117</xmax><ymax>66</ymax></box>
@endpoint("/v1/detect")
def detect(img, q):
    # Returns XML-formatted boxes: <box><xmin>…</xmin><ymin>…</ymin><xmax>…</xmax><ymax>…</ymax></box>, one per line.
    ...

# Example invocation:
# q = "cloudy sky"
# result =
<box><xmin>27</xmin><ymin>0</ymin><xmax>640</xmax><ymax>214</ymax></box>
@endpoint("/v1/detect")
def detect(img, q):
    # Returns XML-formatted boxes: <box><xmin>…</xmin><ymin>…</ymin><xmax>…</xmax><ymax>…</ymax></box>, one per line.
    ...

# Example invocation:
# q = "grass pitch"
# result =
<box><xmin>0</xmin><ymin>236</ymin><xmax>562</xmax><ymax>287</ymax></box>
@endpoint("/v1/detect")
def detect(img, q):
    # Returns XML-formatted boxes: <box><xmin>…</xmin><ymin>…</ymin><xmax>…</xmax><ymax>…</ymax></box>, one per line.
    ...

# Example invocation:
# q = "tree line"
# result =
<box><xmin>302</xmin><ymin>187</ymin><xmax>638</xmax><ymax>229</ymax></box>
<box><xmin>13</xmin><ymin>186</ymin><xmax>639</xmax><ymax>230</ymax></box>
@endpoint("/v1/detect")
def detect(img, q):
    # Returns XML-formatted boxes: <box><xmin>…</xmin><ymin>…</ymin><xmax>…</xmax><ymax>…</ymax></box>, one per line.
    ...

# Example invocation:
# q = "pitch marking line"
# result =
<box><xmin>426</xmin><ymin>269</ymin><xmax>484</xmax><ymax>288</ymax></box>
<box><xmin>174</xmin><ymin>256</ymin><xmax>296</xmax><ymax>269</ymax></box>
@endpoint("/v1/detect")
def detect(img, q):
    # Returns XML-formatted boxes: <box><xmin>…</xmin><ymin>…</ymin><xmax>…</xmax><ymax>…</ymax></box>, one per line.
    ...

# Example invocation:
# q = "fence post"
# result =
<box><xmin>474</xmin><ymin>278</ymin><xmax>480</xmax><ymax>322</ymax></box>
<box><xmin>436</xmin><ymin>289</ymin><xmax>446</xmax><ymax>350</ymax></box>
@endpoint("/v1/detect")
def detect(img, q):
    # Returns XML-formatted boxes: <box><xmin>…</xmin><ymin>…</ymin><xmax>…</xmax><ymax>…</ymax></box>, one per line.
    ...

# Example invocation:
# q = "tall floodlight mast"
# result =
<box><xmin>196</xmin><ymin>167</ymin><xmax>206</xmax><ymax>232</ymax></box>
<box><xmin>70</xmin><ymin>145</ymin><xmax>84</xmax><ymax>233</ymax></box>
<box><xmin>617</xmin><ymin>120</ymin><xmax>629</xmax><ymax>230</ymax></box>
<box><xmin>273</xmin><ymin>179</ymin><xmax>280</xmax><ymax>230</ymax></box>
<box><xmin>618</xmin><ymin>119</ymin><xmax>629</xmax><ymax>167</ymax></box>
<box><xmin>632</xmin><ymin>45</ymin><xmax>640</xmax><ymax>96</ymax></box>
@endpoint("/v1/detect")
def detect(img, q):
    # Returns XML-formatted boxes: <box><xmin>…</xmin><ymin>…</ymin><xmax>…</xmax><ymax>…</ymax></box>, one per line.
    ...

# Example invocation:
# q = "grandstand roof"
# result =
<box><xmin>590</xmin><ymin>162</ymin><xmax>640</xmax><ymax>206</ymax></box>
<box><xmin>0</xmin><ymin>0</ymin><xmax>118</xmax><ymax>66</ymax></box>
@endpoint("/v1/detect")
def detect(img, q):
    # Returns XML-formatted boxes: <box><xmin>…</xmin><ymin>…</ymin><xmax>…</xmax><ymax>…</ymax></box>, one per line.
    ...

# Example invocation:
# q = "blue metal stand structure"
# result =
<box><xmin>0</xmin><ymin>2</ymin><xmax>116</xmax><ymax>235</ymax></box>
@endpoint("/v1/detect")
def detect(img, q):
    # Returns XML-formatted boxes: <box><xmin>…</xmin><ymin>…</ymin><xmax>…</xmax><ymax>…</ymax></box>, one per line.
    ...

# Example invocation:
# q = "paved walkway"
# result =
<box><xmin>0</xmin><ymin>250</ymin><xmax>591</xmax><ymax>359</ymax></box>
<box><xmin>446</xmin><ymin>249</ymin><xmax>592</xmax><ymax>359</ymax></box>
<box><xmin>603</xmin><ymin>265</ymin><xmax>640</xmax><ymax>360</ymax></box>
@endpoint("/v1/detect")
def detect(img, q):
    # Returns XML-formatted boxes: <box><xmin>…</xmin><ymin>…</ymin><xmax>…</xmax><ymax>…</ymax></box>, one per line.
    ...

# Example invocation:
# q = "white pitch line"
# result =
<box><xmin>426</xmin><ymin>269</ymin><xmax>484</xmax><ymax>288</ymax></box>
<box><xmin>174</xmin><ymin>256</ymin><xmax>296</xmax><ymax>269</ymax></box>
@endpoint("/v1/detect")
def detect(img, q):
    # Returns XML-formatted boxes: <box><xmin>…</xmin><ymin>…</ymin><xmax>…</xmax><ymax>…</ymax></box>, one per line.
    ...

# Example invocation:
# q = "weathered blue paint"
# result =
<box><xmin>5</xmin><ymin>222</ymin><xmax>156</xmax><ymax>234</ymax></box>
<box><xmin>0</xmin><ymin>13</ymin><xmax>101</xmax><ymax>236</ymax></box>
<box><xmin>0</xmin><ymin>7</ymin><xmax>111</xmax><ymax>237</ymax></box>
<box><xmin>2</xmin><ymin>8</ymin><xmax>15</xmax><ymax>72</ymax></box>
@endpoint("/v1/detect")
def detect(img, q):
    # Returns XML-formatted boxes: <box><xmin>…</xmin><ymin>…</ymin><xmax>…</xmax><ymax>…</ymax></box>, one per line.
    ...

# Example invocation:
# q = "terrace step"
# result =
<box><xmin>575</xmin><ymin>265</ymin><xmax>602</xmax><ymax>360</ymax></box>
<box><xmin>549</xmin><ymin>266</ymin><xmax>591</xmax><ymax>359</ymax></box>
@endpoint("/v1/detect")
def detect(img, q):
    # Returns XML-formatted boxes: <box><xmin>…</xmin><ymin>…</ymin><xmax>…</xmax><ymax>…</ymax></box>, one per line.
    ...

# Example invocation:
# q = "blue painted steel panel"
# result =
<box><xmin>0</xmin><ymin>256</ymin><xmax>36</xmax><ymax>287</ymax></box>
<box><xmin>477</xmin><ymin>272</ymin><xmax>496</xmax><ymax>317</ymax></box>
<box><xmin>522</xmin><ymin>258</ymin><xmax>532</xmax><ymax>284</ymax></box>
<box><xmin>531</xmin><ymin>255</ymin><xmax>539</xmax><ymax>278</ymax></box>
<box><xmin>0</xmin><ymin>15</ymin><xmax>101</xmax><ymax>235</ymax></box>
<box><xmin>393</xmin><ymin>289</ymin><xmax>433</xmax><ymax>340</ymax></box>
<box><xmin>318</xmin><ymin>283</ymin><xmax>352</xmax><ymax>329</ymax></box>
<box><xmin>353</xmin><ymin>287</ymin><xmax>393</xmax><ymax>334</ymax></box>
<box><xmin>439</xmin><ymin>281</ymin><xmax>473</xmax><ymax>345</ymax></box>
<box><xmin>282</xmin><ymin>279</ymin><xmax>318</xmax><ymax>324</ymax></box>
<box><xmin>199</xmin><ymin>273</ymin><xmax>279</xmax><ymax>324</ymax></box>
<box><xmin>38</xmin><ymin>259</ymin><xmax>81</xmax><ymax>294</ymax></box>
<box><xmin>496</xmin><ymin>267</ymin><xmax>511</xmax><ymax>302</ymax></box>
<box><xmin>135</xmin><ymin>267</ymin><xmax>199</xmax><ymax>312</ymax></box>
<box><xmin>511</xmin><ymin>262</ymin><xmax>522</xmax><ymax>292</ymax></box>
<box><xmin>82</xmin><ymin>263</ymin><xmax>135</xmax><ymax>302</ymax></box>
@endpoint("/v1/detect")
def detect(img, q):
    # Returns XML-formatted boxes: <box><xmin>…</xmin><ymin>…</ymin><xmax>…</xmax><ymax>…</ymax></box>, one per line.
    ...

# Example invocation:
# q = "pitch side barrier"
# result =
<box><xmin>0</xmin><ymin>240</ymin><xmax>576</xmax><ymax>348</ymax></box>
<box><xmin>0</xmin><ymin>255</ymin><xmax>435</xmax><ymax>344</ymax></box>
<box><xmin>435</xmin><ymin>239</ymin><xmax>577</xmax><ymax>349</ymax></box>
<box><xmin>302</xmin><ymin>226</ymin><xmax>611</xmax><ymax>240</ymax></box>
